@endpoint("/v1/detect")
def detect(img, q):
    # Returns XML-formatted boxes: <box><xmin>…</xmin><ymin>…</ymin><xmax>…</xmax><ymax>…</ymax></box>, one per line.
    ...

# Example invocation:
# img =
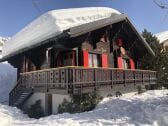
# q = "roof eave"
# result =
<box><xmin>125</xmin><ymin>17</ymin><xmax>155</xmax><ymax>57</ymax></box>
<box><xmin>69</xmin><ymin>14</ymin><xmax>127</xmax><ymax>37</ymax></box>
<box><xmin>0</xmin><ymin>32</ymin><xmax>70</xmax><ymax>62</ymax></box>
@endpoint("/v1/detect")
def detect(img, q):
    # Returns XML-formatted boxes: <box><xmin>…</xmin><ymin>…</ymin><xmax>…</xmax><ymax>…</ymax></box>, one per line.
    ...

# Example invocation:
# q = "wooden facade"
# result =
<box><xmin>3</xmin><ymin>18</ymin><xmax>157</xmax><ymax>108</ymax></box>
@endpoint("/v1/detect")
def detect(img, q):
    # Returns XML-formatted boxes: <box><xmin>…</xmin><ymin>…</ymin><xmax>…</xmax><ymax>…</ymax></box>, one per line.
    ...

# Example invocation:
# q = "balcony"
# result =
<box><xmin>9</xmin><ymin>67</ymin><xmax>157</xmax><ymax>106</ymax></box>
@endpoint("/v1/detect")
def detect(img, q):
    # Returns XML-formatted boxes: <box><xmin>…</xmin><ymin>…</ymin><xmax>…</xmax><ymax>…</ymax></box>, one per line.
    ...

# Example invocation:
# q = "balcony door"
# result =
<box><xmin>21</xmin><ymin>56</ymin><xmax>36</xmax><ymax>73</ymax></box>
<box><xmin>54</xmin><ymin>50</ymin><xmax>76</xmax><ymax>67</ymax></box>
<box><xmin>88</xmin><ymin>53</ymin><xmax>100</xmax><ymax>67</ymax></box>
<box><xmin>63</xmin><ymin>51</ymin><xmax>76</xmax><ymax>66</ymax></box>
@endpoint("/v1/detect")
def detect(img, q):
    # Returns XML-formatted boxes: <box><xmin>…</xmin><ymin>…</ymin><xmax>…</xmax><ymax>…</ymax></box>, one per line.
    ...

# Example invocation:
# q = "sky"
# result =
<box><xmin>0</xmin><ymin>0</ymin><xmax>168</xmax><ymax>37</ymax></box>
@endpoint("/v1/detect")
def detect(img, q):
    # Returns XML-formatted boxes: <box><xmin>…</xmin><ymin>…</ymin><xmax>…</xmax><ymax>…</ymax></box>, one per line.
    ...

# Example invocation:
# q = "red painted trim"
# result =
<box><xmin>83</xmin><ymin>50</ymin><xmax>89</xmax><ymax>67</ymax></box>
<box><xmin>130</xmin><ymin>58</ymin><xmax>135</xmax><ymax>69</ymax></box>
<box><xmin>102</xmin><ymin>53</ymin><xmax>108</xmax><ymax>68</ymax></box>
<box><xmin>117</xmin><ymin>57</ymin><xmax>123</xmax><ymax>68</ymax></box>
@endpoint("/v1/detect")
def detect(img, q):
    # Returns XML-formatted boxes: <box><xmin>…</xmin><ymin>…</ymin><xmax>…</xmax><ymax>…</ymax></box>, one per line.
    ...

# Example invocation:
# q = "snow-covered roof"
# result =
<box><xmin>155</xmin><ymin>31</ymin><xmax>168</xmax><ymax>44</ymax></box>
<box><xmin>2</xmin><ymin>7</ymin><xmax>120</xmax><ymax>58</ymax></box>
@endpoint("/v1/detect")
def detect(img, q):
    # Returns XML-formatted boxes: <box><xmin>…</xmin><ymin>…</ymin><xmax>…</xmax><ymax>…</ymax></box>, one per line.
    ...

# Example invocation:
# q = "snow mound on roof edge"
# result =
<box><xmin>0</xmin><ymin>90</ymin><xmax>168</xmax><ymax>126</ymax></box>
<box><xmin>0</xmin><ymin>37</ymin><xmax>9</xmax><ymax>58</ymax></box>
<box><xmin>2</xmin><ymin>7</ymin><xmax>120</xmax><ymax>58</ymax></box>
<box><xmin>155</xmin><ymin>31</ymin><xmax>168</xmax><ymax>44</ymax></box>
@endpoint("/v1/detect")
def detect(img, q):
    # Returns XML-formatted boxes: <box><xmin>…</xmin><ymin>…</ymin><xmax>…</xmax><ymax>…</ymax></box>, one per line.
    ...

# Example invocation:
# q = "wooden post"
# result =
<box><xmin>94</xmin><ymin>68</ymin><xmax>96</xmax><ymax>91</ymax></box>
<box><xmin>45</xmin><ymin>93</ymin><xmax>52</xmax><ymax>115</ymax></box>
<box><xmin>73</xmin><ymin>48</ymin><xmax>78</xmax><ymax>66</ymax></box>
<box><xmin>111</xmin><ymin>69</ymin><xmax>113</xmax><ymax>88</ymax></box>
<box><xmin>46</xmin><ymin>47</ymin><xmax>52</xmax><ymax>68</ymax></box>
<box><xmin>23</xmin><ymin>55</ymin><xmax>26</xmax><ymax>72</ymax></box>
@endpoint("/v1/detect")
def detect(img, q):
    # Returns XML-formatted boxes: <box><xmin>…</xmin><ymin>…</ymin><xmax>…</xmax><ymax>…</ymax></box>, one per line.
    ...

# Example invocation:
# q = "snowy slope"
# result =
<box><xmin>0</xmin><ymin>90</ymin><xmax>168</xmax><ymax>126</ymax></box>
<box><xmin>2</xmin><ymin>7</ymin><xmax>121</xmax><ymax>58</ymax></box>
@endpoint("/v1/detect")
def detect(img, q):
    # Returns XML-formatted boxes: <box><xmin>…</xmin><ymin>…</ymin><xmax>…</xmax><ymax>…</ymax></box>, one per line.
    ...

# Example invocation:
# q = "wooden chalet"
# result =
<box><xmin>0</xmin><ymin>7</ymin><xmax>156</xmax><ymax>114</ymax></box>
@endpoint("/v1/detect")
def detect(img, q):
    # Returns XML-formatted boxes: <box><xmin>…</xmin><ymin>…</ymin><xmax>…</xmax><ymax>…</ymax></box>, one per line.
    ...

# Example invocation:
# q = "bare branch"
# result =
<box><xmin>153</xmin><ymin>0</ymin><xmax>168</xmax><ymax>9</ymax></box>
<box><xmin>32</xmin><ymin>0</ymin><xmax>41</xmax><ymax>13</ymax></box>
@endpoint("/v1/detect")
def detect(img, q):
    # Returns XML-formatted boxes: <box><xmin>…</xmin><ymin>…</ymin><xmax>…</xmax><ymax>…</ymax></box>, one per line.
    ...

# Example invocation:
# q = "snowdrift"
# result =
<box><xmin>0</xmin><ymin>63</ymin><xmax>17</xmax><ymax>104</ymax></box>
<box><xmin>0</xmin><ymin>90</ymin><xmax>168</xmax><ymax>126</ymax></box>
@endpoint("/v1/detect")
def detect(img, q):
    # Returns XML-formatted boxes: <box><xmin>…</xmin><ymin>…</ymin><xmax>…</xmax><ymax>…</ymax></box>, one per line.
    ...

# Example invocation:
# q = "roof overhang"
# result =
<box><xmin>0</xmin><ymin>32</ymin><xmax>69</xmax><ymax>62</ymax></box>
<box><xmin>0</xmin><ymin>14</ymin><xmax>155</xmax><ymax>62</ymax></box>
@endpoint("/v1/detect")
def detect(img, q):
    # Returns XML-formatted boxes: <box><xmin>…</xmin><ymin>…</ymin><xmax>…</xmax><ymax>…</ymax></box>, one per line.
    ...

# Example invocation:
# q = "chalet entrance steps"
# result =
<box><xmin>10</xmin><ymin>90</ymin><xmax>33</xmax><ymax>108</ymax></box>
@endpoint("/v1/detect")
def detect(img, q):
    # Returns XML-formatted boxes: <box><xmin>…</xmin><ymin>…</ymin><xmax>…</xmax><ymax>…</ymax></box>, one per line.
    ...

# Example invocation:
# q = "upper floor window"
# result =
<box><xmin>88</xmin><ymin>53</ymin><xmax>100</xmax><ymax>67</ymax></box>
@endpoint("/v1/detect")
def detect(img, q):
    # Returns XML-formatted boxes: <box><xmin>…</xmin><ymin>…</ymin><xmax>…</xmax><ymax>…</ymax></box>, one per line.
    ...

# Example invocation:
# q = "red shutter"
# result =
<box><xmin>130</xmin><ymin>58</ymin><xmax>135</xmax><ymax>69</ymax></box>
<box><xmin>102</xmin><ymin>53</ymin><xmax>108</xmax><ymax>68</ymax></box>
<box><xmin>83</xmin><ymin>50</ymin><xmax>88</xmax><ymax>67</ymax></box>
<box><xmin>117</xmin><ymin>57</ymin><xmax>123</xmax><ymax>69</ymax></box>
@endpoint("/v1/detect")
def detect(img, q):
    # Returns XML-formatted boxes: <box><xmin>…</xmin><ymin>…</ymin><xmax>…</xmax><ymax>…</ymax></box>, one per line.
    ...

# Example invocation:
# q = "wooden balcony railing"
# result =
<box><xmin>10</xmin><ymin>67</ymin><xmax>157</xmax><ymax>97</ymax></box>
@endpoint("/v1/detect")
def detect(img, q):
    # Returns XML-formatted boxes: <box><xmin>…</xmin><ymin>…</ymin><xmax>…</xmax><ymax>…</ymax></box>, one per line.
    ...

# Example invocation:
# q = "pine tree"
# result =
<box><xmin>140</xmin><ymin>29</ymin><xmax>168</xmax><ymax>88</ymax></box>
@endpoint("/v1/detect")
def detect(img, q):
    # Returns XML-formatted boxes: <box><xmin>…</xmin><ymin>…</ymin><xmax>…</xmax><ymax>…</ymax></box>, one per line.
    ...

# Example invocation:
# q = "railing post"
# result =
<box><xmin>133</xmin><ymin>70</ymin><xmax>135</xmax><ymax>86</ymax></box>
<box><xmin>149</xmin><ymin>71</ymin><xmax>151</xmax><ymax>85</ymax></box>
<box><xmin>111</xmin><ymin>69</ymin><xmax>113</xmax><ymax>88</ymax></box>
<box><xmin>68</xmin><ymin>68</ymin><xmax>74</xmax><ymax>94</ymax></box>
<box><xmin>65</xmin><ymin>68</ymin><xmax>68</xmax><ymax>92</ymax></box>
<box><xmin>46</xmin><ymin>71</ymin><xmax>48</xmax><ymax>92</ymax></box>
<box><xmin>142</xmin><ymin>71</ymin><xmax>144</xmax><ymax>85</ymax></box>
<box><xmin>94</xmin><ymin>68</ymin><xmax>96</xmax><ymax>91</ymax></box>
<box><xmin>124</xmin><ymin>70</ymin><xmax>126</xmax><ymax>87</ymax></box>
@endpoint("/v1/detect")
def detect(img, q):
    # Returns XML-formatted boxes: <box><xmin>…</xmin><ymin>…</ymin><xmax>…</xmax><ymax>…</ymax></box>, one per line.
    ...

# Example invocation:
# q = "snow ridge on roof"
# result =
<box><xmin>0</xmin><ymin>37</ymin><xmax>9</xmax><ymax>45</ymax></box>
<box><xmin>155</xmin><ymin>31</ymin><xmax>168</xmax><ymax>44</ymax></box>
<box><xmin>2</xmin><ymin>7</ymin><xmax>121</xmax><ymax>58</ymax></box>
<box><xmin>0</xmin><ymin>37</ymin><xmax>9</xmax><ymax>58</ymax></box>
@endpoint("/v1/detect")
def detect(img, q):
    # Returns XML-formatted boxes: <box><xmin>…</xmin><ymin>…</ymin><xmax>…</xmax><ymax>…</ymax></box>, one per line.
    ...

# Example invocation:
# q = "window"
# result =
<box><xmin>63</xmin><ymin>51</ymin><xmax>76</xmax><ymax>66</ymax></box>
<box><xmin>88</xmin><ymin>53</ymin><xmax>100</xmax><ymax>67</ymax></box>
<box><xmin>122</xmin><ymin>59</ymin><xmax>129</xmax><ymax>69</ymax></box>
<box><xmin>117</xmin><ymin>57</ymin><xmax>130</xmax><ymax>69</ymax></box>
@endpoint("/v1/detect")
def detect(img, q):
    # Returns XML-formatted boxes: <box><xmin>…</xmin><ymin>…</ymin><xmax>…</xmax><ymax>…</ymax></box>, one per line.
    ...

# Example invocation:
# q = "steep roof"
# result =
<box><xmin>1</xmin><ymin>7</ymin><xmax>154</xmax><ymax>61</ymax></box>
<box><xmin>2</xmin><ymin>7</ymin><xmax>120</xmax><ymax>58</ymax></box>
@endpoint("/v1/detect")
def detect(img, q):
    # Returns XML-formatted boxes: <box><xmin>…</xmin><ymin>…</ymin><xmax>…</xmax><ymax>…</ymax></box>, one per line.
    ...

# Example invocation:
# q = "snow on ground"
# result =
<box><xmin>0</xmin><ymin>90</ymin><xmax>168</xmax><ymax>126</ymax></box>
<box><xmin>0</xmin><ymin>62</ymin><xmax>17</xmax><ymax>104</ymax></box>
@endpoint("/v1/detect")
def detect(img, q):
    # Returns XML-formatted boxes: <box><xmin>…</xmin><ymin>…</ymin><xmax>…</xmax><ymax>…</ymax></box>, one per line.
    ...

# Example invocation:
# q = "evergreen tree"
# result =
<box><xmin>26</xmin><ymin>100</ymin><xmax>44</xmax><ymax>119</ymax></box>
<box><xmin>141</xmin><ymin>29</ymin><xmax>168</xmax><ymax>88</ymax></box>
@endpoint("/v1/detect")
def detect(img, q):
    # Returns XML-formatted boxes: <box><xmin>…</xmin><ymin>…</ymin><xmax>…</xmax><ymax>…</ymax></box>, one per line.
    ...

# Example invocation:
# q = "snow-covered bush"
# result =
<box><xmin>58</xmin><ymin>92</ymin><xmax>102</xmax><ymax>114</ymax></box>
<box><xmin>25</xmin><ymin>100</ymin><xmax>44</xmax><ymax>119</ymax></box>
